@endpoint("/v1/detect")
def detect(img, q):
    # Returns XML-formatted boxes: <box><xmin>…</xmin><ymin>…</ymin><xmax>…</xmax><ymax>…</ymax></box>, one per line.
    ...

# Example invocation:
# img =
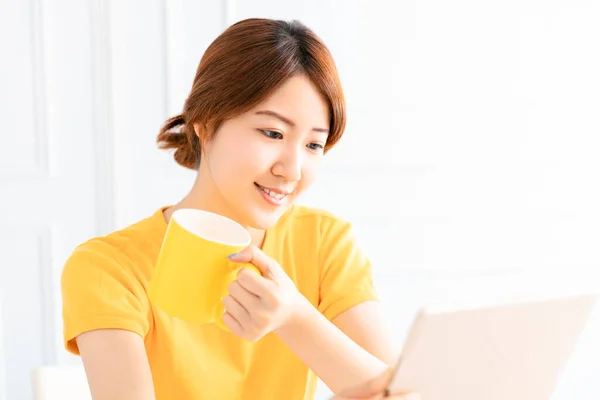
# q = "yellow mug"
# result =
<box><xmin>148</xmin><ymin>208</ymin><xmax>260</xmax><ymax>329</ymax></box>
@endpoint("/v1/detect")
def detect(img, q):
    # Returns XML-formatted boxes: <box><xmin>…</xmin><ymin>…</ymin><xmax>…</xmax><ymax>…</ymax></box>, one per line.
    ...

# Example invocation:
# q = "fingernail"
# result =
<box><xmin>227</xmin><ymin>252</ymin><xmax>239</xmax><ymax>259</ymax></box>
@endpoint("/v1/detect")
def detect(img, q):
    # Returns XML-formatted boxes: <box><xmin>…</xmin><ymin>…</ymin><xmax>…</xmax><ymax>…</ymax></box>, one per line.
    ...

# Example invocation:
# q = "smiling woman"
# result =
<box><xmin>156</xmin><ymin>18</ymin><xmax>346</xmax><ymax>171</ymax></box>
<box><xmin>60</xmin><ymin>18</ymin><xmax>403</xmax><ymax>400</ymax></box>
<box><xmin>154</xmin><ymin>18</ymin><xmax>346</xmax><ymax>232</ymax></box>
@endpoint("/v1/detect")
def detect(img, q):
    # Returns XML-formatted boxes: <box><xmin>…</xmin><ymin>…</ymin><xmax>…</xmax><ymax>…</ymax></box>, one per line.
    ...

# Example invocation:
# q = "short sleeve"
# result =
<box><xmin>317</xmin><ymin>219</ymin><xmax>379</xmax><ymax>321</ymax></box>
<box><xmin>61</xmin><ymin>242</ymin><xmax>150</xmax><ymax>355</ymax></box>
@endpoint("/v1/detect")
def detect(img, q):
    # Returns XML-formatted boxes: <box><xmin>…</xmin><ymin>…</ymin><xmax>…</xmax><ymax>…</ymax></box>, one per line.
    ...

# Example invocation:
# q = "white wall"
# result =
<box><xmin>1</xmin><ymin>0</ymin><xmax>599</xmax><ymax>399</ymax></box>
<box><xmin>1</xmin><ymin>0</ymin><xmax>104</xmax><ymax>398</ymax></box>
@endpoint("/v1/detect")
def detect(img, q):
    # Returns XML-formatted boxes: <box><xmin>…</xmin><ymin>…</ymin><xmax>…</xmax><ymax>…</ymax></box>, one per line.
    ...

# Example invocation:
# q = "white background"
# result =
<box><xmin>0</xmin><ymin>0</ymin><xmax>599</xmax><ymax>399</ymax></box>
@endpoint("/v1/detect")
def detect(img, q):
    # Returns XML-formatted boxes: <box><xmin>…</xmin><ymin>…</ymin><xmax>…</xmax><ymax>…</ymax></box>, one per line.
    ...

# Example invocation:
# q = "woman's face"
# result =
<box><xmin>197</xmin><ymin>74</ymin><xmax>331</xmax><ymax>229</ymax></box>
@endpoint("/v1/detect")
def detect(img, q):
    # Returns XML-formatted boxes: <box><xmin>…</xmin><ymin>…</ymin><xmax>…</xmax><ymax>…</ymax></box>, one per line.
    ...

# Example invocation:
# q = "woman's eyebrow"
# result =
<box><xmin>255</xmin><ymin>110</ymin><xmax>329</xmax><ymax>133</ymax></box>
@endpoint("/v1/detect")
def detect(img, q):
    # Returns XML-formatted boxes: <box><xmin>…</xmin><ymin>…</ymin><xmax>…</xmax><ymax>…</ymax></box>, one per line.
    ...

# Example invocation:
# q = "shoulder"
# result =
<box><xmin>61</xmin><ymin>208</ymin><xmax>167</xmax><ymax>287</ymax></box>
<box><xmin>60</xmin><ymin>209</ymin><xmax>166</xmax><ymax>353</ymax></box>
<box><xmin>279</xmin><ymin>205</ymin><xmax>359</xmax><ymax>258</ymax></box>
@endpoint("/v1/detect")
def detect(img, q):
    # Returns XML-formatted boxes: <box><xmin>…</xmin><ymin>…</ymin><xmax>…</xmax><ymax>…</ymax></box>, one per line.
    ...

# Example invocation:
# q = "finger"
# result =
<box><xmin>222</xmin><ymin>295</ymin><xmax>250</xmax><ymax>328</ymax></box>
<box><xmin>236</xmin><ymin>267</ymin><xmax>275</xmax><ymax>298</ymax></box>
<box><xmin>222</xmin><ymin>311</ymin><xmax>243</xmax><ymax>334</ymax></box>
<box><xmin>228</xmin><ymin>279</ymin><xmax>261</xmax><ymax>306</ymax></box>
<box><xmin>228</xmin><ymin>245</ymin><xmax>277</xmax><ymax>279</ymax></box>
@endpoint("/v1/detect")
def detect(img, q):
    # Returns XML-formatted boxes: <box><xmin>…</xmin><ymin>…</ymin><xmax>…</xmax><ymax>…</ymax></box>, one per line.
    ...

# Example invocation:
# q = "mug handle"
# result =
<box><xmin>213</xmin><ymin>262</ymin><xmax>262</xmax><ymax>332</ymax></box>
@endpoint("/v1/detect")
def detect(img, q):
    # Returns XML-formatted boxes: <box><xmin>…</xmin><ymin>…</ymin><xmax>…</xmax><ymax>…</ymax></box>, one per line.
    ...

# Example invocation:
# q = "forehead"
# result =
<box><xmin>248</xmin><ymin>74</ymin><xmax>330</xmax><ymax>128</ymax></box>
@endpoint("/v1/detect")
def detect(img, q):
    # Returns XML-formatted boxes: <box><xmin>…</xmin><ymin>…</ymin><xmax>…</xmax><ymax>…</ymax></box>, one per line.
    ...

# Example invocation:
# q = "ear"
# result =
<box><xmin>193</xmin><ymin>122</ymin><xmax>210</xmax><ymax>150</ymax></box>
<box><xmin>192</xmin><ymin>122</ymin><xmax>203</xmax><ymax>139</ymax></box>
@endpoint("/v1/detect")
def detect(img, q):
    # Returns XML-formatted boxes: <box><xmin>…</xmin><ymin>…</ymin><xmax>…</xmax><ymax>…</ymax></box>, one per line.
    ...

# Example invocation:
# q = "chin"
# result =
<box><xmin>244</xmin><ymin>207</ymin><xmax>290</xmax><ymax>230</ymax></box>
<box><xmin>246</xmin><ymin>214</ymin><xmax>282</xmax><ymax>230</ymax></box>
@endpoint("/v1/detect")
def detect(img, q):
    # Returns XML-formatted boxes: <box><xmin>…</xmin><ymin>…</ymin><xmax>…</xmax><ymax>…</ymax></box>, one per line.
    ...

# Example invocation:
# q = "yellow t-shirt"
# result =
<box><xmin>61</xmin><ymin>205</ymin><xmax>378</xmax><ymax>399</ymax></box>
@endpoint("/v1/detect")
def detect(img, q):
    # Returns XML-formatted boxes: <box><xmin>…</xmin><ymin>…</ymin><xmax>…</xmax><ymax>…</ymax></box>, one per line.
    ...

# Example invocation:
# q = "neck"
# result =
<box><xmin>163</xmin><ymin>171</ymin><xmax>266</xmax><ymax>248</ymax></box>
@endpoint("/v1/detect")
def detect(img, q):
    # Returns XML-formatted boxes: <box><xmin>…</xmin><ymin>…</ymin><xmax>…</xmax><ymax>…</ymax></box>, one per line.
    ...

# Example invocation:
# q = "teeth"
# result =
<box><xmin>259</xmin><ymin>186</ymin><xmax>287</xmax><ymax>200</ymax></box>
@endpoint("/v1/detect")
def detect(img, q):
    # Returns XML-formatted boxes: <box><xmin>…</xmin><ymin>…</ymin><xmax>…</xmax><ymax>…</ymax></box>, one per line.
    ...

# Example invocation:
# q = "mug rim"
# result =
<box><xmin>171</xmin><ymin>208</ymin><xmax>250</xmax><ymax>247</ymax></box>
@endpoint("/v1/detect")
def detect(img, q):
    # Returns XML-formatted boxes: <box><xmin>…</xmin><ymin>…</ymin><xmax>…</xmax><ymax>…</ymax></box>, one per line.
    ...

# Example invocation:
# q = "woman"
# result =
<box><xmin>61</xmin><ymin>18</ymin><xmax>418</xmax><ymax>400</ymax></box>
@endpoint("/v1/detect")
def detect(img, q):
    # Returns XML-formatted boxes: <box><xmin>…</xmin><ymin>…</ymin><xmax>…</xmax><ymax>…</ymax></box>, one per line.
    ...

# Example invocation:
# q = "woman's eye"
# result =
<box><xmin>307</xmin><ymin>142</ymin><xmax>325</xmax><ymax>152</ymax></box>
<box><xmin>260</xmin><ymin>129</ymin><xmax>283</xmax><ymax>140</ymax></box>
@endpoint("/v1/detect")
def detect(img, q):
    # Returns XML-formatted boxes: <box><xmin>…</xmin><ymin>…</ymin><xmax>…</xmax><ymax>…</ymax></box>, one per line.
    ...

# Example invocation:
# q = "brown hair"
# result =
<box><xmin>156</xmin><ymin>18</ymin><xmax>346</xmax><ymax>170</ymax></box>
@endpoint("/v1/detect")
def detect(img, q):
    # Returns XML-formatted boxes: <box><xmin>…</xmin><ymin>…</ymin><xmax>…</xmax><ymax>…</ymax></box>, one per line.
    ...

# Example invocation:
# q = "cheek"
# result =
<box><xmin>297</xmin><ymin>159</ymin><xmax>322</xmax><ymax>194</ymax></box>
<box><xmin>210</xmin><ymin>139</ymin><xmax>268</xmax><ymax>182</ymax></box>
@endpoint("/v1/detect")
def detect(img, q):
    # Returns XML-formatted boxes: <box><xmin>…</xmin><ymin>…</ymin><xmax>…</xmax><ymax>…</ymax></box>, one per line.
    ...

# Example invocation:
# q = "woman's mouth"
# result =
<box><xmin>254</xmin><ymin>183</ymin><xmax>290</xmax><ymax>206</ymax></box>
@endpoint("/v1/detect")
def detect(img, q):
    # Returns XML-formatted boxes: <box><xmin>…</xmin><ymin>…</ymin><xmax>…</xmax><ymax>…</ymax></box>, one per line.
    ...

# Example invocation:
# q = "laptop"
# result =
<box><xmin>386</xmin><ymin>293</ymin><xmax>598</xmax><ymax>400</ymax></box>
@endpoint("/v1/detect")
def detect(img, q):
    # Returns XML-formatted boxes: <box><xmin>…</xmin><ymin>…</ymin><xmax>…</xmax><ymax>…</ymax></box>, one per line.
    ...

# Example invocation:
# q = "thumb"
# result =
<box><xmin>228</xmin><ymin>245</ymin><xmax>278</xmax><ymax>279</ymax></box>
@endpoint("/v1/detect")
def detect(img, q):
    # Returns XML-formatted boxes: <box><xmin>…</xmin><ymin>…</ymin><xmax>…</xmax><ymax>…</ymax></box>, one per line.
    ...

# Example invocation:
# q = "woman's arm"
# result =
<box><xmin>274</xmin><ymin>298</ymin><xmax>391</xmax><ymax>394</ymax></box>
<box><xmin>331</xmin><ymin>301</ymin><xmax>398</xmax><ymax>366</ymax></box>
<box><xmin>76</xmin><ymin>329</ymin><xmax>155</xmax><ymax>400</ymax></box>
<box><xmin>227</xmin><ymin>246</ymin><xmax>393</xmax><ymax>395</ymax></box>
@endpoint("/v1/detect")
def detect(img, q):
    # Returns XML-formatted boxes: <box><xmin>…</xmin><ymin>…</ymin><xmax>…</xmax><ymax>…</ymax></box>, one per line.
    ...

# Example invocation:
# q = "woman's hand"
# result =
<box><xmin>331</xmin><ymin>367</ymin><xmax>420</xmax><ymax>400</ymax></box>
<box><xmin>334</xmin><ymin>393</ymin><xmax>420</xmax><ymax>400</ymax></box>
<box><xmin>223</xmin><ymin>245</ymin><xmax>306</xmax><ymax>341</ymax></box>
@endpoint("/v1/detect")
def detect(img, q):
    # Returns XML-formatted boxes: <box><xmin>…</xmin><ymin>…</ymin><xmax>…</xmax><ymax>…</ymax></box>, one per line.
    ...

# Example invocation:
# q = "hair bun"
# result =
<box><xmin>156</xmin><ymin>114</ymin><xmax>199</xmax><ymax>170</ymax></box>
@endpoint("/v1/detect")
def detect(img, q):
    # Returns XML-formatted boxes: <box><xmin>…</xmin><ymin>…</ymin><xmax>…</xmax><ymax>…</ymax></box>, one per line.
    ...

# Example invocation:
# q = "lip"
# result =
<box><xmin>254</xmin><ymin>183</ymin><xmax>294</xmax><ymax>195</ymax></box>
<box><xmin>254</xmin><ymin>183</ymin><xmax>292</xmax><ymax>206</ymax></box>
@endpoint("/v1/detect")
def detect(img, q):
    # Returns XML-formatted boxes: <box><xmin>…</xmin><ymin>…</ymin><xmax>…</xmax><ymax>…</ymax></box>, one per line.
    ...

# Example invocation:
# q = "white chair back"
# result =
<box><xmin>32</xmin><ymin>366</ymin><xmax>91</xmax><ymax>400</ymax></box>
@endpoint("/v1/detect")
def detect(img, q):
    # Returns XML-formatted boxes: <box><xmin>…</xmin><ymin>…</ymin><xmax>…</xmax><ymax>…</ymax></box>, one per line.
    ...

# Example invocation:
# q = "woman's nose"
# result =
<box><xmin>272</xmin><ymin>146</ymin><xmax>302</xmax><ymax>182</ymax></box>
